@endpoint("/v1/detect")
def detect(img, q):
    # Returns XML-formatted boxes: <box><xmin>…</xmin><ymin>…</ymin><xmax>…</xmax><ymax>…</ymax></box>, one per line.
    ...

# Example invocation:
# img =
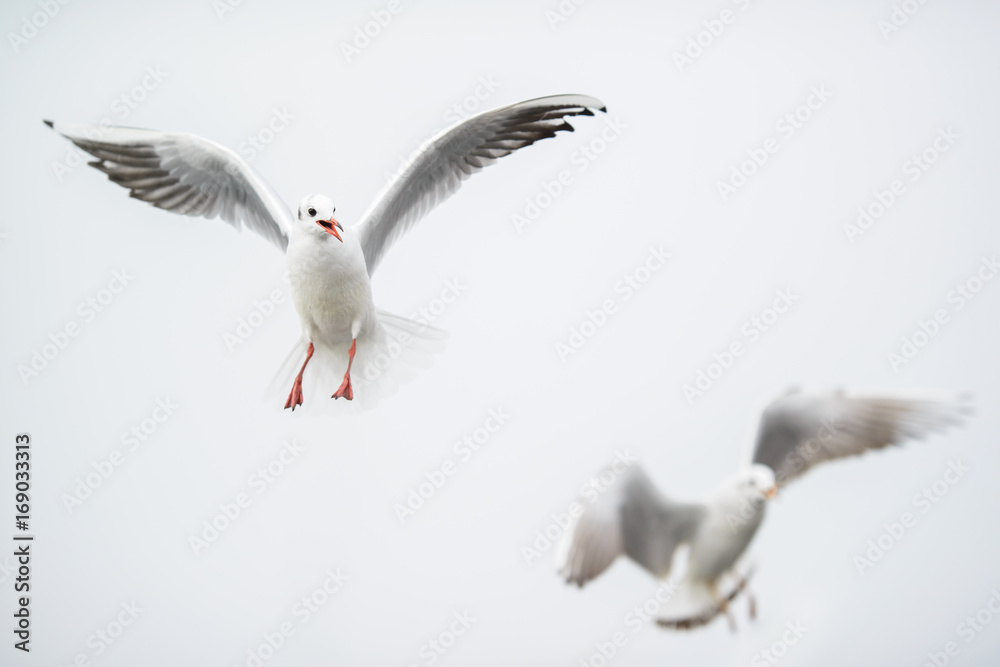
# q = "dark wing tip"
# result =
<box><xmin>43</xmin><ymin>119</ymin><xmax>54</xmax><ymax>128</ymax></box>
<box><xmin>599</xmin><ymin>106</ymin><xmax>608</xmax><ymax>113</ymax></box>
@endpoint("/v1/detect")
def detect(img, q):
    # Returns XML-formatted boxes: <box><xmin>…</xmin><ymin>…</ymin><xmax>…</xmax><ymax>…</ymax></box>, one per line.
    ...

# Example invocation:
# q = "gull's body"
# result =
<box><xmin>46</xmin><ymin>94</ymin><xmax>606</xmax><ymax>409</ymax></box>
<box><xmin>286</xmin><ymin>212</ymin><xmax>375</xmax><ymax>349</ymax></box>
<box><xmin>687</xmin><ymin>472</ymin><xmax>767</xmax><ymax>584</ymax></box>
<box><xmin>556</xmin><ymin>389</ymin><xmax>969</xmax><ymax>630</ymax></box>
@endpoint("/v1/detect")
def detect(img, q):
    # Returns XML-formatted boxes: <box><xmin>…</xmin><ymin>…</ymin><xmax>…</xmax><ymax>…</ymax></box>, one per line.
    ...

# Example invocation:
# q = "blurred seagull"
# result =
<box><xmin>45</xmin><ymin>94</ymin><xmax>606</xmax><ymax>410</ymax></box>
<box><xmin>556</xmin><ymin>389</ymin><xmax>969</xmax><ymax>630</ymax></box>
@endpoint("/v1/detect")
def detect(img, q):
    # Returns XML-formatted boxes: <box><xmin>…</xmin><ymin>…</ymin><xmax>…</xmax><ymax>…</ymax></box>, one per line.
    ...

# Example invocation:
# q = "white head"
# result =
<box><xmin>734</xmin><ymin>464</ymin><xmax>778</xmax><ymax>502</ymax></box>
<box><xmin>296</xmin><ymin>194</ymin><xmax>343</xmax><ymax>242</ymax></box>
<box><xmin>710</xmin><ymin>465</ymin><xmax>777</xmax><ymax>537</ymax></box>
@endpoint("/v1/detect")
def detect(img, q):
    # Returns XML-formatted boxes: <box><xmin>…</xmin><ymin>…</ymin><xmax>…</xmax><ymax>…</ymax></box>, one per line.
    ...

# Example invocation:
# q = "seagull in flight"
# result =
<box><xmin>45</xmin><ymin>94</ymin><xmax>606</xmax><ymax>410</ymax></box>
<box><xmin>555</xmin><ymin>389</ymin><xmax>969</xmax><ymax>630</ymax></box>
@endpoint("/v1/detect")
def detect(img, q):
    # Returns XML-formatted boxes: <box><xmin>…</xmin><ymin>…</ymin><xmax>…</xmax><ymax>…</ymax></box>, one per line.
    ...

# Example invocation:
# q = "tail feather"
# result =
<box><xmin>375</xmin><ymin>310</ymin><xmax>448</xmax><ymax>340</ymax></box>
<box><xmin>264</xmin><ymin>335</ymin><xmax>310</xmax><ymax>400</ymax></box>
<box><xmin>655</xmin><ymin>563</ymin><xmax>756</xmax><ymax>631</ymax></box>
<box><xmin>264</xmin><ymin>311</ymin><xmax>448</xmax><ymax>414</ymax></box>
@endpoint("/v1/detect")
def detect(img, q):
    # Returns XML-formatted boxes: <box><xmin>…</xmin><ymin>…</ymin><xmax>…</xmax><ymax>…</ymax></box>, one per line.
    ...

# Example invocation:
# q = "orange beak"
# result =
<box><xmin>764</xmin><ymin>485</ymin><xmax>778</xmax><ymax>500</ymax></box>
<box><xmin>317</xmin><ymin>218</ymin><xmax>343</xmax><ymax>242</ymax></box>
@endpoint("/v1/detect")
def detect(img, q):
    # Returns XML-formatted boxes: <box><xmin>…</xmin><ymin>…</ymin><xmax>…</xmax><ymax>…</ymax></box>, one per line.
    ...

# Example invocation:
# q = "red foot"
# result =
<box><xmin>284</xmin><ymin>342</ymin><xmax>315</xmax><ymax>411</ymax></box>
<box><xmin>332</xmin><ymin>375</ymin><xmax>353</xmax><ymax>401</ymax></box>
<box><xmin>284</xmin><ymin>377</ymin><xmax>305</xmax><ymax>410</ymax></box>
<box><xmin>331</xmin><ymin>338</ymin><xmax>357</xmax><ymax>401</ymax></box>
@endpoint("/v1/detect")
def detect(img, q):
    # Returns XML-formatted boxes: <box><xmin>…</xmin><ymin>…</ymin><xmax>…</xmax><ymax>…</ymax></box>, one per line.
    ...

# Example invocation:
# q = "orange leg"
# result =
<box><xmin>332</xmin><ymin>339</ymin><xmax>356</xmax><ymax>401</ymax></box>
<box><xmin>284</xmin><ymin>342</ymin><xmax>314</xmax><ymax>411</ymax></box>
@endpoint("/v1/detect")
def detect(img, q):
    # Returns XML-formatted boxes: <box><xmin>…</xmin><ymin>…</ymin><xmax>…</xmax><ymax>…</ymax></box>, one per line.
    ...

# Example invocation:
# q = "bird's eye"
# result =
<box><xmin>307</xmin><ymin>207</ymin><xmax>316</xmax><ymax>217</ymax></box>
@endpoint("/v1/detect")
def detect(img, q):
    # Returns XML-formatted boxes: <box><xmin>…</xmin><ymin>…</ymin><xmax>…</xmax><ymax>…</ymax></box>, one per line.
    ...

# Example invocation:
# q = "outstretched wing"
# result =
<box><xmin>751</xmin><ymin>389</ymin><xmax>970</xmax><ymax>486</ymax></box>
<box><xmin>354</xmin><ymin>94</ymin><xmax>606</xmax><ymax>275</ymax></box>
<box><xmin>556</xmin><ymin>465</ymin><xmax>705</xmax><ymax>587</ymax></box>
<box><xmin>45</xmin><ymin>121</ymin><xmax>292</xmax><ymax>251</ymax></box>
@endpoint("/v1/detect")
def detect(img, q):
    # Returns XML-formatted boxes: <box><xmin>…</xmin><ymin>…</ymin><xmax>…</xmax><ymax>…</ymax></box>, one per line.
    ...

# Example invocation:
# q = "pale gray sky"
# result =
<box><xmin>2</xmin><ymin>1</ymin><xmax>999</xmax><ymax>665</ymax></box>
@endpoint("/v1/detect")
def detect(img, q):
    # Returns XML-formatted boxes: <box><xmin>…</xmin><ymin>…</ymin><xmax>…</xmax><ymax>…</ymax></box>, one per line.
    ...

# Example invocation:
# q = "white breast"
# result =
<box><xmin>285</xmin><ymin>227</ymin><xmax>377</xmax><ymax>346</ymax></box>
<box><xmin>687</xmin><ymin>486</ymin><xmax>767</xmax><ymax>583</ymax></box>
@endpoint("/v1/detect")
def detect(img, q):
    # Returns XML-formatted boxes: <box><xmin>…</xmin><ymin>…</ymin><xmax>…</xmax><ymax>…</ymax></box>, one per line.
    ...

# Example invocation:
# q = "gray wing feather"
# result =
<box><xmin>620</xmin><ymin>469</ymin><xmax>705</xmax><ymax>578</ymax></box>
<box><xmin>751</xmin><ymin>389</ymin><xmax>969</xmax><ymax>486</ymax></box>
<box><xmin>558</xmin><ymin>466</ymin><xmax>705</xmax><ymax>587</ymax></box>
<box><xmin>354</xmin><ymin>94</ymin><xmax>606</xmax><ymax>275</ymax></box>
<box><xmin>45</xmin><ymin>121</ymin><xmax>291</xmax><ymax>251</ymax></box>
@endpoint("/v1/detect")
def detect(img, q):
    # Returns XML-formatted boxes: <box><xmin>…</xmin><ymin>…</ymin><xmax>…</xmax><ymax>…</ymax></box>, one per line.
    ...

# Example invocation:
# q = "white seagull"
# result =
<box><xmin>46</xmin><ymin>94</ymin><xmax>606</xmax><ymax>410</ymax></box>
<box><xmin>555</xmin><ymin>389</ymin><xmax>969</xmax><ymax>630</ymax></box>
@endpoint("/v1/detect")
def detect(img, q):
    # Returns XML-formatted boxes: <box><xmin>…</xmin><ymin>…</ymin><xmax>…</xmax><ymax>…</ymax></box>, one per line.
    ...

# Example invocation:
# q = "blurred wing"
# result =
<box><xmin>751</xmin><ymin>389</ymin><xmax>970</xmax><ymax>486</ymax></box>
<box><xmin>46</xmin><ymin>121</ymin><xmax>291</xmax><ymax>251</ymax></box>
<box><xmin>354</xmin><ymin>94</ymin><xmax>606</xmax><ymax>275</ymax></box>
<box><xmin>556</xmin><ymin>465</ymin><xmax>705</xmax><ymax>587</ymax></box>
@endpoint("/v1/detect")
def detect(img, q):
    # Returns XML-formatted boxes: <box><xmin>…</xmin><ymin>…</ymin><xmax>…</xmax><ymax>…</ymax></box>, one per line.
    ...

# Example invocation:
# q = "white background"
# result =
<box><xmin>1</xmin><ymin>0</ymin><xmax>999</xmax><ymax>665</ymax></box>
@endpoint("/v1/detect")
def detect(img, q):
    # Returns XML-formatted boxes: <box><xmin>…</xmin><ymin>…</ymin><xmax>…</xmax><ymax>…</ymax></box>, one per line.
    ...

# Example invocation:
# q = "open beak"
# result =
<box><xmin>764</xmin><ymin>485</ymin><xmax>778</xmax><ymax>500</ymax></box>
<box><xmin>317</xmin><ymin>218</ymin><xmax>343</xmax><ymax>242</ymax></box>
